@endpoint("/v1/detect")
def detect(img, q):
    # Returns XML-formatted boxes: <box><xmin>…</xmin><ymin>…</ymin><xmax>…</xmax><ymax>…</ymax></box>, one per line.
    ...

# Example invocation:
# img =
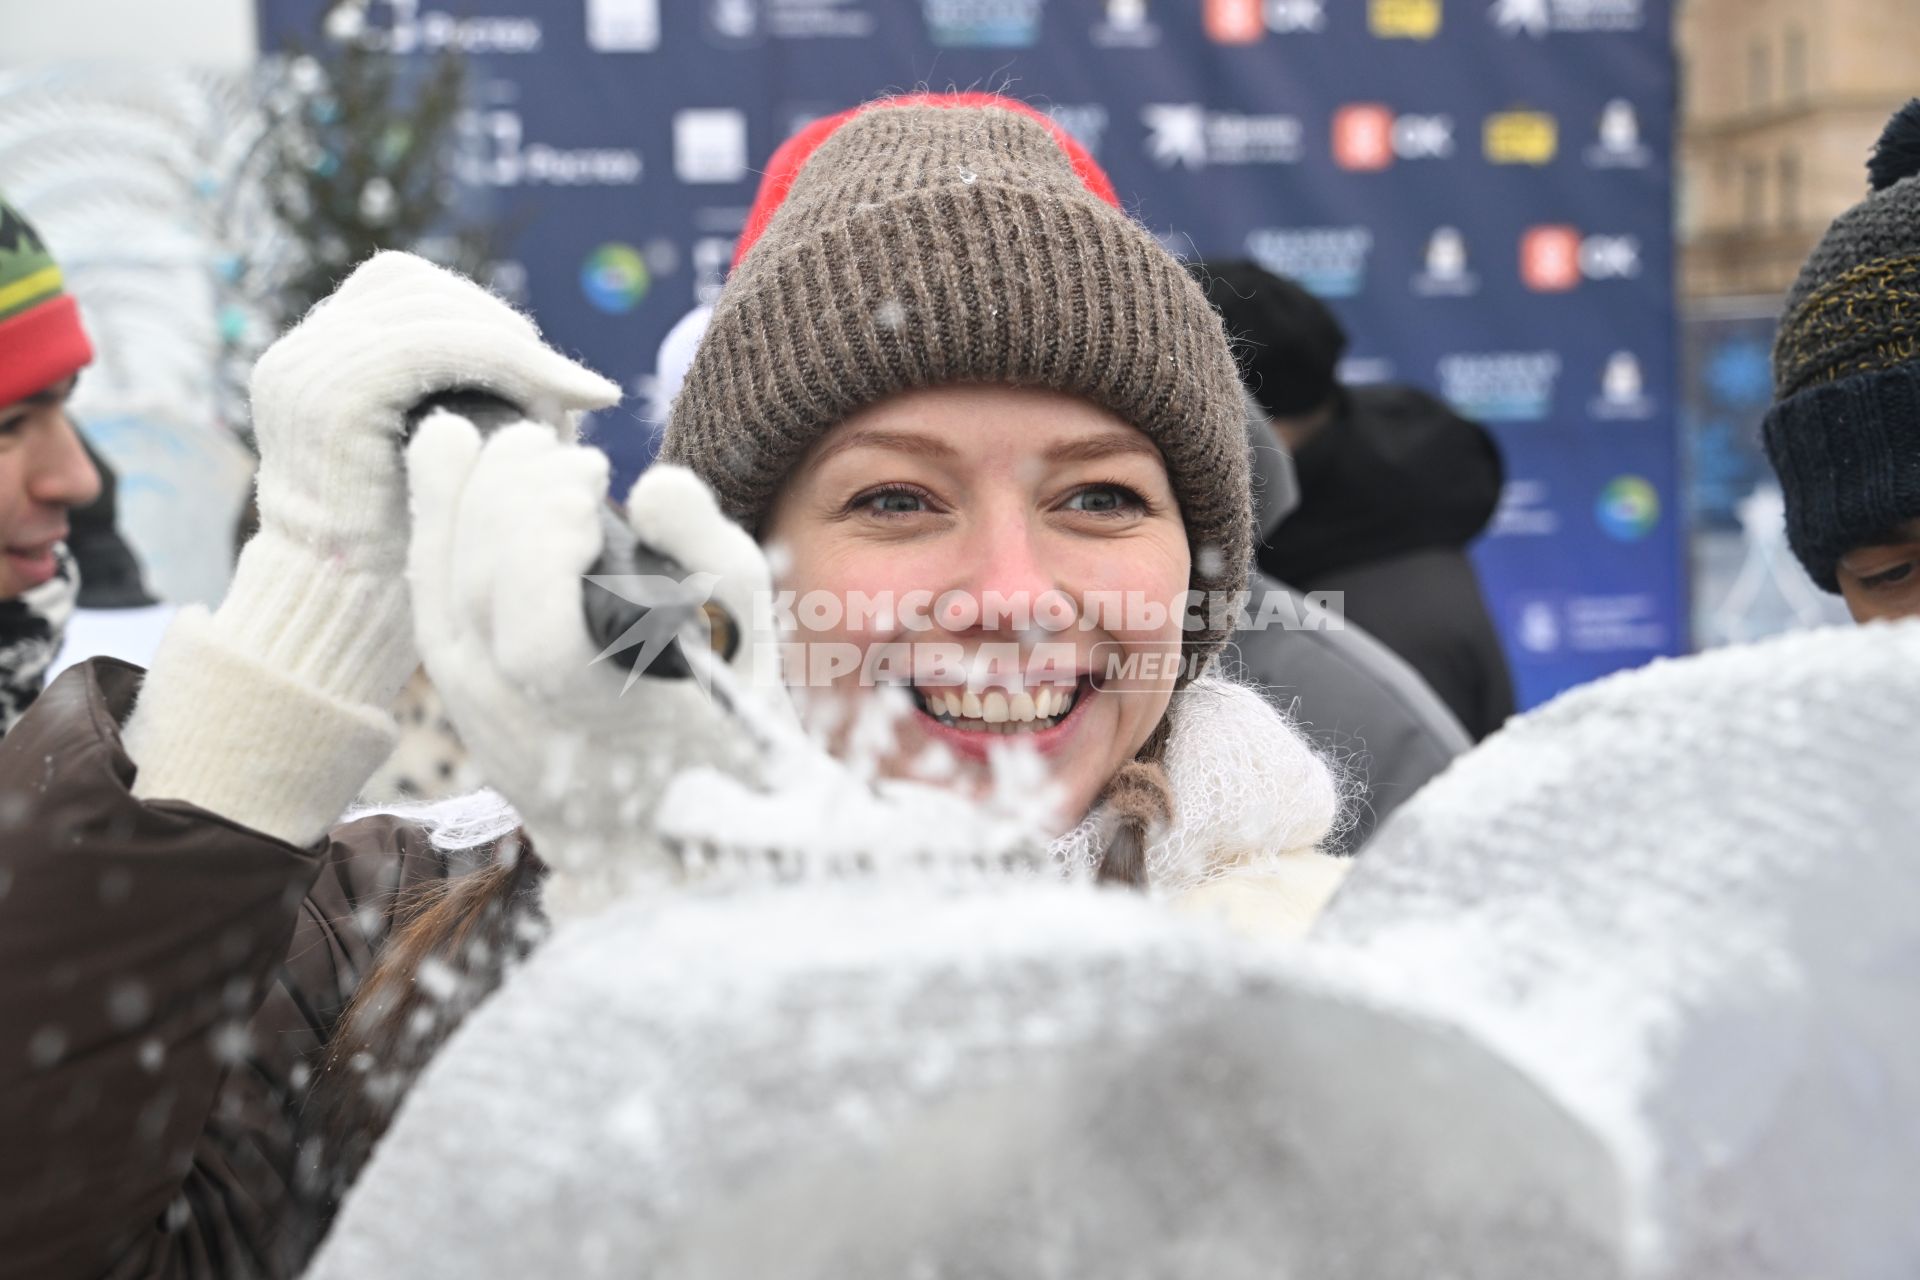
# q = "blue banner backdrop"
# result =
<box><xmin>257</xmin><ymin>0</ymin><xmax>1683</xmax><ymax>708</ymax></box>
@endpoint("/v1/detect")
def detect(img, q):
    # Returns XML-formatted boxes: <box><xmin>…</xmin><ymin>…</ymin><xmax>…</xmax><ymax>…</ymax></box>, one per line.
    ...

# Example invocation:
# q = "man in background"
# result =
<box><xmin>1196</xmin><ymin>260</ymin><xmax>1516</xmax><ymax>741</ymax></box>
<box><xmin>1763</xmin><ymin>101</ymin><xmax>1920</xmax><ymax>624</ymax></box>
<box><xmin>0</xmin><ymin>194</ymin><xmax>101</xmax><ymax>732</ymax></box>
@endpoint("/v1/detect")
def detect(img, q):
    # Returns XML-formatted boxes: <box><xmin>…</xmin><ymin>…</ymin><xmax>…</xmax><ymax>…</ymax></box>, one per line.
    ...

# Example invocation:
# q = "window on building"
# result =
<box><xmin>1784</xmin><ymin>27</ymin><xmax>1808</xmax><ymax>101</ymax></box>
<box><xmin>1779</xmin><ymin>152</ymin><xmax>1801</xmax><ymax>228</ymax></box>
<box><xmin>1748</xmin><ymin>38</ymin><xmax>1771</xmax><ymax>109</ymax></box>
<box><xmin>1744</xmin><ymin>159</ymin><xmax>1767</xmax><ymax>229</ymax></box>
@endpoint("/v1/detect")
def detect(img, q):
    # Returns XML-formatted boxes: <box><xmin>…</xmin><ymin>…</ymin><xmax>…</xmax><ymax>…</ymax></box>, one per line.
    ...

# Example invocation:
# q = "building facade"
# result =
<box><xmin>1680</xmin><ymin>0</ymin><xmax>1920</xmax><ymax>301</ymax></box>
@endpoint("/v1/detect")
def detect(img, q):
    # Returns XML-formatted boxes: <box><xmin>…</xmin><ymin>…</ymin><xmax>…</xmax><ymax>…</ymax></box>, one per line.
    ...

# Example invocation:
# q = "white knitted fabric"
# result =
<box><xmin>125</xmin><ymin>252</ymin><xmax>618</xmax><ymax>845</ymax></box>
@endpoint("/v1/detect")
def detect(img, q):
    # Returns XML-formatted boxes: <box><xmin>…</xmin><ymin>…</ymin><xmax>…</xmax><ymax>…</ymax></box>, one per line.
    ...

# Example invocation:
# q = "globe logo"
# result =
<box><xmin>581</xmin><ymin>243</ymin><xmax>650</xmax><ymax>314</ymax></box>
<box><xmin>1596</xmin><ymin>475</ymin><xmax>1660</xmax><ymax>541</ymax></box>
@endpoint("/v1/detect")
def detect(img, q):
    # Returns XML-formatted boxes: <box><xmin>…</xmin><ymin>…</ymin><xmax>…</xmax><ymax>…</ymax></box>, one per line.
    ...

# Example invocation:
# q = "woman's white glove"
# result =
<box><xmin>405</xmin><ymin>415</ymin><xmax>786</xmax><ymax>919</ymax></box>
<box><xmin>127</xmin><ymin>252</ymin><xmax>620</xmax><ymax>844</ymax></box>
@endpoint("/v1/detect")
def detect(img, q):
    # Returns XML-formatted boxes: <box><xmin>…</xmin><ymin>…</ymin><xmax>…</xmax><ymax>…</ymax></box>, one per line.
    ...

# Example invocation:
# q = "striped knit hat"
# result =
<box><xmin>661</xmin><ymin>95</ymin><xmax>1253</xmax><ymax>664</ymax></box>
<box><xmin>1763</xmin><ymin>100</ymin><xmax>1920</xmax><ymax>591</ymax></box>
<box><xmin>0</xmin><ymin>195</ymin><xmax>92</xmax><ymax>408</ymax></box>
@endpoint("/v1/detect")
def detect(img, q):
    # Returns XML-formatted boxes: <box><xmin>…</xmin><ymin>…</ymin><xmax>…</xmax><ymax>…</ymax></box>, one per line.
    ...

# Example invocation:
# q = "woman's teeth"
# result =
<box><xmin>915</xmin><ymin>683</ymin><xmax>1079</xmax><ymax>733</ymax></box>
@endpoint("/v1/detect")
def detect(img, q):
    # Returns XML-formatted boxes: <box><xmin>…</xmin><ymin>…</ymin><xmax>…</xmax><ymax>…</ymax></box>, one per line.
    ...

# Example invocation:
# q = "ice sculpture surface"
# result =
<box><xmin>305</xmin><ymin>621</ymin><xmax>1920</xmax><ymax>1279</ymax></box>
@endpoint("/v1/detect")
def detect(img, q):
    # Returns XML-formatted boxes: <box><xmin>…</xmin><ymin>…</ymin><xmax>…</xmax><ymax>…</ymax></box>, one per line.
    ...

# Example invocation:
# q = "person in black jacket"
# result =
<box><xmin>1195</xmin><ymin>260</ymin><xmax>1517</xmax><ymax>741</ymax></box>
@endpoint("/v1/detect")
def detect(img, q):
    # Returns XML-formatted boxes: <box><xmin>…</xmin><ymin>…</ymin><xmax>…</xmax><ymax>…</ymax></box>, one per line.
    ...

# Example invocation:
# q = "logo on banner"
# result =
<box><xmin>1093</xmin><ymin>0</ymin><xmax>1160</xmax><ymax>46</ymax></box>
<box><xmin>1245</xmin><ymin>226</ymin><xmax>1374</xmax><ymax>297</ymax></box>
<box><xmin>1413</xmin><ymin>226</ymin><xmax>1479</xmax><ymax>296</ymax></box>
<box><xmin>1596</xmin><ymin>475</ymin><xmax>1660</xmax><ymax>540</ymax></box>
<box><xmin>692</xmin><ymin>236</ymin><xmax>734</xmax><ymax>304</ymax></box>
<box><xmin>1591</xmin><ymin>351</ymin><xmax>1657</xmax><ymax>420</ymax></box>
<box><xmin>1205</xmin><ymin>0</ymin><xmax>1264</xmax><ymax>42</ymax></box>
<box><xmin>1437</xmin><ymin>350</ymin><xmax>1561</xmax><ymax>421</ymax></box>
<box><xmin>1492</xmin><ymin>0</ymin><xmax>1643</xmax><ymax>34</ymax></box>
<box><xmin>1267</xmin><ymin>0</ymin><xmax>1328</xmax><ymax>31</ymax></box>
<box><xmin>1522</xmin><ymin>225</ymin><xmax>1642</xmax><ymax>290</ymax></box>
<box><xmin>458</xmin><ymin>110</ymin><xmax>644</xmax><ymax>186</ymax></box>
<box><xmin>1515</xmin><ymin>598</ymin><xmax>1562</xmax><ymax>654</ymax></box>
<box><xmin>674</xmin><ymin>110</ymin><xmax>748</xmax><ymax>183</ymax></box>
<box><xmin>1491</xmin><ymin>478</ymin><xmax>1559</xmax><ymax>536</ymax></box>
<box><xmin>1586</xmin><ymin>99</ymin><xmax>1651</xmax><ymax>168</ymax></box>
<box><xmin>581</xmin><ymin>244</ymin><xmax>650</xmax><ymax>314</ymax></box>
<box><xmin>923</xmin><ymin>0</ymin><xmax>1044</xmax><ymax>46</ymax></box>
<box><xmin>324</xmin><ymin>0</ymin><xmax>541</xmax><ymax>52</ymax></box>
<box><xmin>1045</xmin><ymin>104</ymin><xmax>1110</xmax><ymax>156</ymax></box>
<box><xmin>1510</xmin><ymin>593</ymin><xmax>1668</xmax><ymax>655</ymax></box>
<box><xmin>707</xmin><ymin>0</ymin><xmax>758</xmax><ymax>40</ymax></box>
<box><xmin>1143</xmin><ymin>105</ymin><xmax>1304</xmax><ymax>168</ymax></box>
<box><xmin>1484</xmin><ymin>110</ymin><xmax>1559</xmax><ymax>164</ymax></box>
<box><xmin>1369</xmin><ymin>0</ymin><xmax>1442</xmax><ymax>38</ymax></box>
<box><xmin>585</xmin><ymin>0</ymin><xmax>659</xmax><ymax>50</ymax></box>
<box><xmin>1332</xmin><ymin>105</ymin><xmax>1455</xmax><ymax>170</ymax></box>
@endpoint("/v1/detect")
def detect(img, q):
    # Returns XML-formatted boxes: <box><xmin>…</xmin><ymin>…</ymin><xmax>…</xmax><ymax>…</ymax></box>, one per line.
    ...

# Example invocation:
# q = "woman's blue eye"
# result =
<box><xmin>864</xmin><ymin>487</ymin><xmax>926</xmax><ymax>515</ymax></box>
<box><xmin>1066</xmin><ymin>485</ymin><xmax>1142</xmax><ymax>515</ymax></box>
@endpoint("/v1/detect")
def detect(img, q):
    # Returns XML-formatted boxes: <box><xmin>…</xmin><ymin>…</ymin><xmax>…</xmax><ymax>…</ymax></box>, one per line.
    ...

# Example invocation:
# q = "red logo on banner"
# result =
<box><xmin>1521</xmin><ymin>225</ymin><xmax>1583</xmax><ymax>292</ymax></box>
<box><xmin>1205</xmin><ymin>0</ymin><xmax>1265</xmax><ymax>43</ymax></box>
<box><xmin>1333</xmin><ymin>104</ymin><xmax>1396</xmax><ymax>170</ymax></box>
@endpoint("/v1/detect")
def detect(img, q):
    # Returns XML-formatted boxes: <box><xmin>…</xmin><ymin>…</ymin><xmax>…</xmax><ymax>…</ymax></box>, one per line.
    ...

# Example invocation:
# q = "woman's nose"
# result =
<box><xmin>30</xmin><ymin>413</ymin><xmax>103</xmax><ymax>511</ymax></box>
<box><xmin>939</xmin><ymin>512</ymin><xmax>1060</xmax><ymax>632</ymax></box>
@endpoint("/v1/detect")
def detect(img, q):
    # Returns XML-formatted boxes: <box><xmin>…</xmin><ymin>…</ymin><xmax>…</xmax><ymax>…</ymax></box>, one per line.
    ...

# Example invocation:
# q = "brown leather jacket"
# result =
<box><xmin>0</xmin><ymin>660</ymin><xmax>448</xmax><ymax>1279</ymax></box>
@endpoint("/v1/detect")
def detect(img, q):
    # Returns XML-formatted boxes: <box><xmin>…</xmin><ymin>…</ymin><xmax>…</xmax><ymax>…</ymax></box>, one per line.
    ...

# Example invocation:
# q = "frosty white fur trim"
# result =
<box><xmin>1050</xmin><ymin>674</ymin><xmax>1344</xmax><ymax>894</ymax></box>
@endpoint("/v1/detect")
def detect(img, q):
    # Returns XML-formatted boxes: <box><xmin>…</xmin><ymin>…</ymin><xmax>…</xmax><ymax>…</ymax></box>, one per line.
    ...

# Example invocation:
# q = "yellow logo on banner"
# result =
<box><xmin>1369</xmin><ymin>0</ymin><xmax>1441</xmax><ymax>38</ymax></box>
<box><xmin>1484</xmin><ymin>110</ymin><xmax>1559</xmax><ymax>164</ymax></box>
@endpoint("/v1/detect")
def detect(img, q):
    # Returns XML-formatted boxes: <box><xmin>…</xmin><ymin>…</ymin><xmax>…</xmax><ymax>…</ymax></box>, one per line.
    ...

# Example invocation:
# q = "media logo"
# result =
<box><xmin>1333</xmin><ymin>105</ymin><xmax>1455</xmax><ymax>170</ymax></box>
<box><xmin>581</xmin><ymin>243</ymin><xmax>650</xmax><ymax>314</ymax></box>
<box><xmin>1143</xmin><ymin>105</ymin><xmax>1304</xmax><ymax>168</ymax></box>
<box><xmin>1484</xmin><ymin>109</ymin><xmax>1559</xmax><ymax>164</ymax></box>
<box><xmin>1045</xmin><ymin>104</ymin><xmax>1110</xmax><ymax>157</ymax></box>
<box><xmin>1205</xmin><ymin>0</ymin><xmax>1265</xmax><ymax>42</ymax></box>
<box><xmin>1437</xmin><ymin>350</ymin><xmax>1561</xmax><ymax>421</ymax></box>
<box><xmin>1492</xmin><ymin>0</ymin><xmax>1644</xmax><ymax>34</ymax></box>
<box><xmin>706</xmin><ymin>0</ymin><xmax>759</xmax><ymax>41</ymax></box>
<box><xmin>674</xmin><ymin>109</ymin><xmax>748</xmax><ymax>184</ymax></box>
<box><xmin>1093</xmin><ymin>0</ymin><xmax>1160</xmax><ymax>46</ymax></box>
<box><xmin>1516</xmin><ymin>598</ymin><xmax>1562</xmax><ymax>653</ymax></box>
<box><xmin>692</xmin><ymin>236</ymin><xmax>734</xmax><ymax>305</ymax></box>
<box><xmin>458</xmin><ymin>109</ymin><xmax>644</xmax><ymax>186</ymax></box>
<box><xmin>1520</xmin><ymin>224</ymin><xmax>1582</xmax><ymax>291</ymax></box>
<box><xmin>1586</xmin><ymin>99</ymin><xmax>1651</xmax><ymax>168</ymax></box>
<box><xmin>923</xmin><ymin>0</ymin><xmax>1044</xmax><ymax>46</ymax></box>
<box><xmin>1413</xmin><ymin>226</ymin><xmax>1479</xmax><ymax>296</ymax></box>
<box><xmin>1590</xmin><ymin>351</ymin><xmax>1656</xmax><ymax>420</ymax></box>
<box><xmin>325</xmin><ymin>0</ymin><xmax>541</xmax><ymax>52</ymax></box>
<box><xmin>1370</xmin><ymin>0</ymin><xmax>1441</xmax><ymax>38</ymax></box>
<box><xmin>1266</xmin><ymin>0</ymin><xmax>1328</xmax><ymax>32</ymax></box>
<box><xmin>1491</xmin><ymin>479</ymin><xmax>1559</xmax><ymax>537</ymax></box>
<box><xmin>1595</xmin><ymin>475</ymin><xmax>1660</xmax><ymax>540</ymax></box>
<box><xmin>1245</xmin><ymin>225</ymin><xmax>1374</xmax><ymax>298</ymax></box>
<box><xmin>1522</xmin><ymin>226</ymin><xmax>1643</xmax><ymax>290</ymax></box>
<box><xmin>586</xmin><ymin>0</ymin><xmax>659</xmax><ymax>50</ymax></box>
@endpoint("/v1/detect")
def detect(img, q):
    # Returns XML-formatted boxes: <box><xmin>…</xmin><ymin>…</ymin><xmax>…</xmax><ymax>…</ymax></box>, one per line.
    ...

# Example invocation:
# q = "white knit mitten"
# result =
<box><xmin>125</xmin><ymin>253</ymin><xmax>620</xmax><ymax>845</ymax></box>
<box><xmin>405</xmin><ymin>415</ymin><xmax>787</xmax><ymax>919</ymax></box>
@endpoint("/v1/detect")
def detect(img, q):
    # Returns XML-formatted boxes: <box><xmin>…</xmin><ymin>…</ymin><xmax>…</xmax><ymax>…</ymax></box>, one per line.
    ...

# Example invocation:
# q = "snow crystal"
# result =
<box><xmin>415</xmin><ymin>957</ymin><xmax>460</xmax><ymax>1003</ymax></box>
<box><xmin>873</xmin><ymin>300</ymin><xmax>908</xmax><ymax>331</ymax></box>
<box><xmin>137</xmin><ymin>1038</ymin><xmax>166</xmax><ymax>1074</ymax></box>
<box><xmin>105</xmin><ymin>980</ymin><xmax>151</xmax><ymax>1030</ymax></box>
<box><xmin>26</xmin><ymin>1025</ymin><xmax>66</xmax><ymax>1068</ymax></box>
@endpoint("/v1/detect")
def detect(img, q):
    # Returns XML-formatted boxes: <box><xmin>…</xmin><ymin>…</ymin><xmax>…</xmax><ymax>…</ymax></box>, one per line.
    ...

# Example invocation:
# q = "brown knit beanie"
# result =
<box><xmin>661</xmin><ymin>97</ymin><xmax>1253</xmax><ymax>664</ymax></box>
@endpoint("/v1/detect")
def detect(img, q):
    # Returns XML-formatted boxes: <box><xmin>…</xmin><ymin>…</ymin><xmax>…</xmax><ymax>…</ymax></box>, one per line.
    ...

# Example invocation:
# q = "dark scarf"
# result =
<box><xmin>0</xmin><ymin>544</ymin><xmax>77</xmax><ymax>734</ymax></box>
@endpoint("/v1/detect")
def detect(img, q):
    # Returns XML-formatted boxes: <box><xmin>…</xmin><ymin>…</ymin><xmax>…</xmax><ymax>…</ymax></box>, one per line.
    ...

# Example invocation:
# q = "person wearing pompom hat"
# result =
<box><xmin>1764</xmin><ymin>99</ymin><xmax>1920</xmax><ymax>622</ymax></box>
<box><xmin>0</xmin><ymin>193</ymin><xmax>101</xmax><ymax>733</ymax></box>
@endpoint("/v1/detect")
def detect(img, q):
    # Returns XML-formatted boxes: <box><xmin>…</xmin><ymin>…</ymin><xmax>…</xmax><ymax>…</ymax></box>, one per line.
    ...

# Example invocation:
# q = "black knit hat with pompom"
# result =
<box><xmin>1763</xmin><ymin>99</ymin><xmax>1920</xmax><ymax>591</ymax></box>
